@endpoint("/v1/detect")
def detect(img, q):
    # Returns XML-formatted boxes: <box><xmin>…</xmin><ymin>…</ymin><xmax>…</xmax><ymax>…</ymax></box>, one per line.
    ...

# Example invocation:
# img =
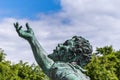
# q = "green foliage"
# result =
<box><xmin>0</xmin><ymin>49</ymin><xmax>50</xmax><ymax>80</ymax></box>
<box><xmin>85</xmin><ymin>46</ymin><xmax>120</xmax><ymax>80</ymax></box>
<box><xmin>0</xmin><ymin>48</ymin><xmax>6</xmax><ymax>62</ymax></box>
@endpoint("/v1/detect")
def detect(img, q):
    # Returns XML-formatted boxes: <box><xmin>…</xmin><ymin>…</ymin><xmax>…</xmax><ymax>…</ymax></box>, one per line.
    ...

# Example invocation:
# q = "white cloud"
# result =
<box><xmin>60</xmin><ymin>0</ymin><xmax>120</xmax><ymax>48</ymax></box>
<box><xmin>1</xmin><ymin>0</ymin><xmax>120</xmax><ymax>64</ymax></box>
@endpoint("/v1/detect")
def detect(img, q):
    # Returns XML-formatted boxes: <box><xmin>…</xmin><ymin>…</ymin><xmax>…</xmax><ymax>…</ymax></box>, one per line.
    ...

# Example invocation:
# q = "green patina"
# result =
<box><xmin>14</xmin><ymin>22</ymin><xmax>92</xmax><ymax>80</ymax></box>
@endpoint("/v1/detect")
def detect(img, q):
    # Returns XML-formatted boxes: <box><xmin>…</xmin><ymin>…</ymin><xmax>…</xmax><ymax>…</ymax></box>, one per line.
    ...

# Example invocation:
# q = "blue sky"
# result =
<box><xmin>1</xmin><ymin>0</ymin><xmax>120</xmax><ymax>64</ymax></box>
<box><xmin>0</xmin><ymin>0</ymin><xmax>61</xmax><ymax>19</ymax></box>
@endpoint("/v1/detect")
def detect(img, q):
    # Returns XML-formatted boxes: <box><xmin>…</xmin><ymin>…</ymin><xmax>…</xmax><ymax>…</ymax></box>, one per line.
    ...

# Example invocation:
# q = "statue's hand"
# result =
<box><xmin>14</xmin><ymin>22</ymin><xmax>34</xmax><ymax>41</ymax></box>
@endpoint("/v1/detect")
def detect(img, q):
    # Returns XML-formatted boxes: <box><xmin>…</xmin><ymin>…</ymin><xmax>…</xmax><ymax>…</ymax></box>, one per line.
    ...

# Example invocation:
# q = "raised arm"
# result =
<box><xmin>14</xmin><ymin>22</ymin><xmax>54</xmax><ymax>75</ymax></box>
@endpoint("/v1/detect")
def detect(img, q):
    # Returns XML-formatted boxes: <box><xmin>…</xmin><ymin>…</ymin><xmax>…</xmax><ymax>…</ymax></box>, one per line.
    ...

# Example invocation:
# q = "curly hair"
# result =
<box><xmin>48</xmin><ymin>36</ymin><xmax>93</xmax><ymax>67</ymax></box>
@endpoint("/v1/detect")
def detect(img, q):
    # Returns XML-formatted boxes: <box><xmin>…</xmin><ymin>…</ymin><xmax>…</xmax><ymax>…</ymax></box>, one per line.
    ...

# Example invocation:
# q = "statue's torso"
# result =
<box><xmin>49</xmin><ymin>62</ymin><xmax>90</xmax><ymax>80</ymax></box>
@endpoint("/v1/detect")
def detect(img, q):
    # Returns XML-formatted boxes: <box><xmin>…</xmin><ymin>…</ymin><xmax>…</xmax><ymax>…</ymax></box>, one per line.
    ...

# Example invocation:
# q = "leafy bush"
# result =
<box><xmin>85</xmin><ymin>46</ymin><xmax>120</xmax><ymax>80</ymax></box>
<box><xmin>0</xmin><ymin>49</ymin><xmax>49</xmax><ymax>80</ymax></box>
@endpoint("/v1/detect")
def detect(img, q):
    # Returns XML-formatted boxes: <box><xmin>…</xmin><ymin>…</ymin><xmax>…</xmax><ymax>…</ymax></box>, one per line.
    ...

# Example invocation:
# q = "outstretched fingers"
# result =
<box><xmin>14</xmin><ymin>22</ymin><xmax>19</xmax><ymax>29</ymax></box>
<box><xmin>14</xmin><ymin>22</ymin><xmax>23</xmax><ymax>33</ymax></box>
<box><xmin>26</xmin><ymin>23</ymin><xmax>33</xmax><ymax>33</ymax></box>
<box><xmin>19</xmin><ymin>26</ymin><xmax>22</xmax><ymax>31</ymax></box>
<box><xmin>26</xmin><ymin>23</ymin><xmax>31</xmax><ymax>30</ymax></box>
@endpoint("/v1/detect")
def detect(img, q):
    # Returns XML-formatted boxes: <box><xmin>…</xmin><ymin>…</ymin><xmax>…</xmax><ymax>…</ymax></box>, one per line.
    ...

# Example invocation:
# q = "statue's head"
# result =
<box><xmin>48</xmin><ymin>36</ymin><xmax>93</xmax><ymax>67</ymax></box>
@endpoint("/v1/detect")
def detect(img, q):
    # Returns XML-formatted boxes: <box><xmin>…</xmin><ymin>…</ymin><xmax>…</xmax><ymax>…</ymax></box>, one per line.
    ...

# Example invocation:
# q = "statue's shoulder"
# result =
<box><xmin>49</xmin><ymin>62</ymin><xmax>90</xmax><ymax>80</ymax></box>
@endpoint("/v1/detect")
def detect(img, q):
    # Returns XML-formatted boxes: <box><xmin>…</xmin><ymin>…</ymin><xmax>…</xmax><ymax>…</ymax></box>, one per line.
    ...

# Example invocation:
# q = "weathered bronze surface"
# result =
<box><xmin>14</xmin><ymin>22</ymin><xmax>92</xmax><ymax>80</ymax></box>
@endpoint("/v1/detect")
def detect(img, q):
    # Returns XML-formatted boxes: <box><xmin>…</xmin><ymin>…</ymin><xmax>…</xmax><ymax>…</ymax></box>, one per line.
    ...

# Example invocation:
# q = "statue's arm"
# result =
<box><xmin>28</xmin><ymin>35</ymin><xmax>54</xmax><ymax>75</ymax></box>
<box><xmin>14</xmin><ymin>22</ymin><xmax>54</xmax><ymax>75</ymax></box>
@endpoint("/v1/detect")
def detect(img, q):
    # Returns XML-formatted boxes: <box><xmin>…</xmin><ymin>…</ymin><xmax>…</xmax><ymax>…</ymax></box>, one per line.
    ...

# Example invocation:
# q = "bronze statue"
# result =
<box><xmin>14</xmin><ymin>22</ymin><xmax>92</xmax><ymax>80</ymax></box>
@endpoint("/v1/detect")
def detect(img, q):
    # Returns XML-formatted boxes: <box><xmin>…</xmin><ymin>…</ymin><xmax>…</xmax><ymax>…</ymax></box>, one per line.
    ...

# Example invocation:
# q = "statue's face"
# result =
<box><xmin>49</xmin><ymin>38</ymin><xmax>76</xmax><ymax>62</ymax></box>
